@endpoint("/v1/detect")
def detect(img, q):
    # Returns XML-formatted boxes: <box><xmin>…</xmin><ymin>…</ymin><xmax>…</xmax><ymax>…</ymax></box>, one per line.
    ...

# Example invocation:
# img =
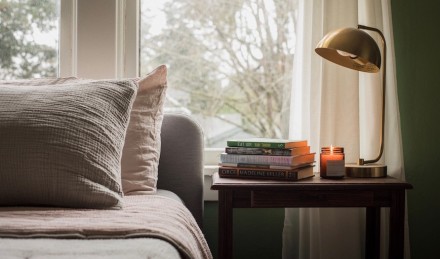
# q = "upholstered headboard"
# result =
<box><xmin>157</xmin><ymin>113</ymin><xmax>204</xmax><ymax>228</ymax></box>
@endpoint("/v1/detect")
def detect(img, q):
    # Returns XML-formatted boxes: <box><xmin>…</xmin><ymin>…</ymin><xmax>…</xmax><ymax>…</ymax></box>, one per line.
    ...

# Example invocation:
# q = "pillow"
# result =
<box><xmin>0</xmin><ymin>77</ymin><xmax>79</xmax><ymax>86</ymax></box>
<box><xmin>121</xmin><ymin>65</ymin><xmax>167</xmax><ymax>194</ymax></box>
<box><xmin>0</xmin><ymin>65</ymin><xmax>168</xmax><ymax>195</ymax></box>
<box><xmin>0</xmin><ymin>80</ymin><xmax>137</xmax><ymax>208</ymax></box>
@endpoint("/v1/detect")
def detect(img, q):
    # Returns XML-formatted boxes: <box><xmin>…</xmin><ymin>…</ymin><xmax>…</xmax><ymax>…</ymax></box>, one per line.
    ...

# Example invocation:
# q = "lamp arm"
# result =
<box><xmin>357</xmin><ymin>25</ymin><xmax>386</xmax><ymax>165</ymax></box>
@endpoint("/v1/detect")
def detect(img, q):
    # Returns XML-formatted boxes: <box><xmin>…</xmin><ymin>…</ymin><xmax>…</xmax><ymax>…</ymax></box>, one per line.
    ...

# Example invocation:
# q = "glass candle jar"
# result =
<box><xmin>320</xmin><ymin>146</ymin><xmax>345</xmax><ymax>179</ymax></box>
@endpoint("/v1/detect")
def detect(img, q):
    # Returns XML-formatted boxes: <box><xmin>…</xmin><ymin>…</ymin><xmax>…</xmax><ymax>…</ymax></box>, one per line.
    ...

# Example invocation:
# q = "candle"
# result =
<box><xmin>320</xmin><ymin>146</ymin><xmax>345</xmax><ymax>179</ymax></box>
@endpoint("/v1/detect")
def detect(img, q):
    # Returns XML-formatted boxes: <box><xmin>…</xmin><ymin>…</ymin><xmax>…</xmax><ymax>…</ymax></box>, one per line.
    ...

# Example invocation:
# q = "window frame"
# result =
<box><xmin>59</xmin><ymin>0</ymin><xmax>138</xmax><ymax>78</ymax></box>
<box><xmin>59</xmin><ymin>0</ymin><xmax>219</xmax><ymax>200</ymax></box>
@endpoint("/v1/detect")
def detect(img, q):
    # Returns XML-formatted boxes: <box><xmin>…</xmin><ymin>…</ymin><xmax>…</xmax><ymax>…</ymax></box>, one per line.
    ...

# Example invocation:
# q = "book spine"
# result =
<box><xmin>225</xmin><ymin>146</ymin><xmax>310</xmax><ymax>156</ymax></box>
<box><xmin>220</xmin><ymin>153</ymin><xmax>290</xmax><ymax>165</ymax></box>
<box><xmin>218</xmin><ymin>167</ymin><xmax>299</xmax><ymax>180</ymax></box>
<box><xmin>226</xmin><ymin>140</ymin><xmax>286</xmax><ymax>149</ymax></box>
<box><xmin>225</xmin><ymin>147</ymin><xmax>292</xmax><ymax>156</ymax></box>
<box><xmin>218</xmin><ymin>162</ymin><xmax>313</xmax><ymax>170</ymax></box>
<box><xmin>220</xmin><ymin>153</ymin><xmax>314</xmax><ymax>166</ymax></box>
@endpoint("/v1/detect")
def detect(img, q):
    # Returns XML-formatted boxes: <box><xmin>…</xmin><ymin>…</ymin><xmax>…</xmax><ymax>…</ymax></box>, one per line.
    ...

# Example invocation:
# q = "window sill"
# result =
<box><xmin>203</xmin><ymin>148</ymin><xmax>222</xmax><ymax>201</ymax></box>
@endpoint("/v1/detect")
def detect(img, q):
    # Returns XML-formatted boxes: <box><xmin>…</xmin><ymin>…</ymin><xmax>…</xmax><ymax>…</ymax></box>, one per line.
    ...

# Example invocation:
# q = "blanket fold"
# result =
<box><xmin>0</xmin><ymin>195</ymin><xmax>212</xmax><ymax>259</ymax></box>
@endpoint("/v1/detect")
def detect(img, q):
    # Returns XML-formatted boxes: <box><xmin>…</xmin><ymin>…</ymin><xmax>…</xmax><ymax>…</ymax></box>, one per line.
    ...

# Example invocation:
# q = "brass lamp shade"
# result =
<box><xmin>315</xmin><ymin>27</ymin><xmax>381</xmax><ymax>73</ymax></box>
<box><xmin>315</xmin><ymin>25</ymin><xmax>387</xmax><ymax>178</ymax></box>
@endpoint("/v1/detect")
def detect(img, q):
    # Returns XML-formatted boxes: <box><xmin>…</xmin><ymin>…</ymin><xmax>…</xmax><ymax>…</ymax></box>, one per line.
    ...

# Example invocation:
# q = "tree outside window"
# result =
<box><xmin>0</xmin><ymin>0</ymin><xmax>297</xmax><ymax>147</ymax></box>
<box><xmin>141</xmin><ymin>0</ymin><xmax>297</xmax><ymax>147</ymax></box>
<box><xmin>0</xmin><ymin>0</ymin><xmax>58</xmax><ymax>79</ymax></box>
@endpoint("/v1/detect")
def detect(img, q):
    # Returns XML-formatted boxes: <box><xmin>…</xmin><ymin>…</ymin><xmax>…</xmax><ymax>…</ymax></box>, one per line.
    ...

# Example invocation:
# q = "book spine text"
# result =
<box><xmin>219</xmin><ymin>167</ymin><xmax>299</xmax><ymax>180</ymax></box>
<box><xmin>220</xmin><ymin>153</ymin><xmax>314</xmax><ymax>166</ymax></box>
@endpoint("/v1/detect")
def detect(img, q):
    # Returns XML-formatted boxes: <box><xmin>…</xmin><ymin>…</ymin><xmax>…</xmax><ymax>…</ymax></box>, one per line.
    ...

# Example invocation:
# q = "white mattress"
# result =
<box><xmin>0</xmin><ymin>237</ymin><xmax>181</xmax><ymax>259</ymax></box>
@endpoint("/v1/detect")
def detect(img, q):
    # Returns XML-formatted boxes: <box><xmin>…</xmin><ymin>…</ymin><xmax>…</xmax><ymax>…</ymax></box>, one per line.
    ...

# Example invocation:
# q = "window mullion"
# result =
<box><xmin>59</xmin><ymin>0</ymin><xmax>138</xmax><ymax>79</ymax></box>
<box><xmin>121</xmin><ymin>0</ymin><xmax>139</xmax><ymax>78</ymax></box>
<box><xmin>59</xmin><ymin>0</ymin><xmax>77</xmax><ymax>77</ymax></box>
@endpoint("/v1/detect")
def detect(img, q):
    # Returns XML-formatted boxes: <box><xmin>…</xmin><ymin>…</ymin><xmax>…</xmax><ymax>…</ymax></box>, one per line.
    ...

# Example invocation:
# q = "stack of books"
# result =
<box><xmin>218</xmin><ymin>138</ymin><xmax>316</xmax><ymax>181</ymax></box>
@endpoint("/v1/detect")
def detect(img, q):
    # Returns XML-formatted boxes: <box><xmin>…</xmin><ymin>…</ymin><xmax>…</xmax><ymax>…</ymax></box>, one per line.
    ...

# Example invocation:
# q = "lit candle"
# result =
<box><xmin>320</xmin><ymin>146</ymin><xmax>345</xmax><ymax>179</ymax></box>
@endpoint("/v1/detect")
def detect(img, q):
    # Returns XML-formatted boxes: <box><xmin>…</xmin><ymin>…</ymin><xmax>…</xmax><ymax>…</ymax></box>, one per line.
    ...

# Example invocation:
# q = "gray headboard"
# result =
<box><xmin>157</xmin><ymin>113</ymin><xmax>204</xmax><ymax>228</ymax></box>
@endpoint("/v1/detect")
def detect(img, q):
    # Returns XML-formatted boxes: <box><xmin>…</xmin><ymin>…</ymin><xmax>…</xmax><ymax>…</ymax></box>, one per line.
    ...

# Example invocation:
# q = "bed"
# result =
<box><xmin>0</xmin><ymin>66</ymin><xmax>212</xmax><ymax>258</ymax></box>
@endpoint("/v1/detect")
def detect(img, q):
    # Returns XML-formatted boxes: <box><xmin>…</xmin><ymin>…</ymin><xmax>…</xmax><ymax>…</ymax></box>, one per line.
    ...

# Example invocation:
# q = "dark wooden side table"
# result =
<box><xmin>211</xmin><ymin>172</ymin><xmax>412</xmax><ymax>259</ymax></box>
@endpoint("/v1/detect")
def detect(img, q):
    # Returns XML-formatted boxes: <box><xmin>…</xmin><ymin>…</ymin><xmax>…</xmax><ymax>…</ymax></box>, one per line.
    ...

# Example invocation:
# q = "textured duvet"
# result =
<box><xmin>0</xmin><ymin>195</ymin><xmax>212</xmax><ymax>259</ymax></box>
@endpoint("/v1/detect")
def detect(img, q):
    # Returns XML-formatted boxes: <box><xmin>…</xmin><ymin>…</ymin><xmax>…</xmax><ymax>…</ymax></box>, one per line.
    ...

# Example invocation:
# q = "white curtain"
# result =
<box><xmin>283</xmin><ymin>0</ymin><xmax>409</xmax><ymax>258</ymax></box>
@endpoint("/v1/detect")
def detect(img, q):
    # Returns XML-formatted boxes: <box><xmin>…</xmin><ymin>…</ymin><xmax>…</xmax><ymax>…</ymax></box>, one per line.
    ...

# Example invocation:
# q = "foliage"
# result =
<box><xmin>141</xmin><ymin>0</ymin><xmax>296</xmax><ymax>139</ymax></box>
<box><xmin>0</xmin><ymin>0</ymin><xmax>58</xmax><ymax>79</ymax></box>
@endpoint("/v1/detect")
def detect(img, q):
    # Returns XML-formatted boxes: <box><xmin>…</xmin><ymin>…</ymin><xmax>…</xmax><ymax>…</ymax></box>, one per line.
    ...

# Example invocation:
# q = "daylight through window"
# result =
<box><xmin>140</xmin><ymin>0</ymin><xmax>297</xmax><ymax>147</ymax></box>
<box><xmin>0</xmin><ymin>0</ymin><xmax>59</xmax><ymax>80</ymax></box>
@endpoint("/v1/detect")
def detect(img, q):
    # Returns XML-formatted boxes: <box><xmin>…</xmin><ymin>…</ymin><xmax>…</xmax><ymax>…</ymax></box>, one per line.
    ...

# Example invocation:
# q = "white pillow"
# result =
<box><xmin>0</xmin><ymin>80</ymin><xmax>137</xmax><ymax>208</ymax></box>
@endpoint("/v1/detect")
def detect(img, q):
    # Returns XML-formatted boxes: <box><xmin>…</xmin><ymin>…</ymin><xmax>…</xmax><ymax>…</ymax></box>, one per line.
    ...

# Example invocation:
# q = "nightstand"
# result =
<box><xmin>211</xmin><ymin>172</ymin><xmax>412</xmax><ymax>259</ymax></box>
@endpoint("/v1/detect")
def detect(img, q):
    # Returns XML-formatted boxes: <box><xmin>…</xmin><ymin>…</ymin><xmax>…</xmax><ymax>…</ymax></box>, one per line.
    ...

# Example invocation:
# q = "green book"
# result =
<box><xmin>226</xmin><ymin>138</ymin><xmax>308</xmax><ymax>149</ymax></box>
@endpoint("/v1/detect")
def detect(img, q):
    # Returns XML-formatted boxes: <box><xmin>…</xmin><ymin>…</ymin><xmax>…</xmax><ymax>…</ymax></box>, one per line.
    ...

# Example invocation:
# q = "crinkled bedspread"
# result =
<box><xmin>0</xmin><ymin>195</ymin><xmax>212</xmax><ymax>259</ymax></box>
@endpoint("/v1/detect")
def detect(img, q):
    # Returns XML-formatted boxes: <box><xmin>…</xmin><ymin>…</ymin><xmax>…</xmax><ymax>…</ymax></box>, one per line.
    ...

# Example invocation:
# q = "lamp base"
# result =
<box><xmin>345</xmin><ymin>163</ymin><xmax>387</xmax><ymax>178</ymax></box>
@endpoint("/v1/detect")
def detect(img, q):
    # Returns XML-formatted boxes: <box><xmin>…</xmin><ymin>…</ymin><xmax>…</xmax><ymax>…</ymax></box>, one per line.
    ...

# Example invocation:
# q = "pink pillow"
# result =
<box><xmin>121</xmin><ymin>65</ymin><xmax>167</xmax><ymax>194</ymax></box>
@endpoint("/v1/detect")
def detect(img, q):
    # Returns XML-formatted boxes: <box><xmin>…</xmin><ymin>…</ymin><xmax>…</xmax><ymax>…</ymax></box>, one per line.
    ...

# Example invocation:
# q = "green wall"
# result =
<box><xmin>391</xmin><ymin>0</ymin><xmax>440</xmax><ymax>258</ymax></box>
<box><xmin>204</xmin><ymin>2</ymin><xmax>440</xmax><ymax>258</ymax></box>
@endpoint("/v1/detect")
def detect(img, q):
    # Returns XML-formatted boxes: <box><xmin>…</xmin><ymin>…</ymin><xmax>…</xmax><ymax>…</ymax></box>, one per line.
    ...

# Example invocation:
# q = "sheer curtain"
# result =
<box><xmin>283</xmin><ymin>0</ymin><xmax>409</xmax><ymax>258</ymax></box>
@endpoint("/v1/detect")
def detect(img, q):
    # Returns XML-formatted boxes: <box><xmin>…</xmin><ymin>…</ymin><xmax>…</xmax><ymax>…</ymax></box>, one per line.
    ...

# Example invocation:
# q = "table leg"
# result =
<box><xmin>218</xmin><ymin>190</ymin><xmax>233</xmax><ymax>259</ymax></box>
<box><xmin>366</xmin><ymin>207</ymin><xmax>381</xmax><ymax>259</ymax></box>
<box><xmin>389</xmin><ymin>190</ymin><xmax>405</xmax><ymax>259</ymax></box>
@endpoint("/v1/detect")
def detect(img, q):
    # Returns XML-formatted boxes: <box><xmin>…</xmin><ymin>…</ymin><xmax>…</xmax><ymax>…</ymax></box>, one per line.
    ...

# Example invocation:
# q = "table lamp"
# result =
<box><xmin>315</xmin><ymin>25</ymin><xmax>387</xmax><ymax>178</ymax></box>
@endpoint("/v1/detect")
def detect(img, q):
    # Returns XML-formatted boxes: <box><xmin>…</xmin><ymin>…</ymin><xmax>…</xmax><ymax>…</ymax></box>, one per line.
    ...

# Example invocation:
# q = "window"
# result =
<box><xmin>140</xmin><ymin>0</ymin><xmax>297</xmax><ymax>147</ymax></box>
<box><xmin>0</xmin><ymin>0</ymin><xmax>59</xmax><ymax>79</ymax></box>
<box><xmin>1</xmin><ymin>1</ymin><xmax>297</xmax><ymax>146</ymax></box>
<box><xmin>1</xmin><ymin>0</ymin><xmax>297</xmax><ymax>200</ymax></box>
